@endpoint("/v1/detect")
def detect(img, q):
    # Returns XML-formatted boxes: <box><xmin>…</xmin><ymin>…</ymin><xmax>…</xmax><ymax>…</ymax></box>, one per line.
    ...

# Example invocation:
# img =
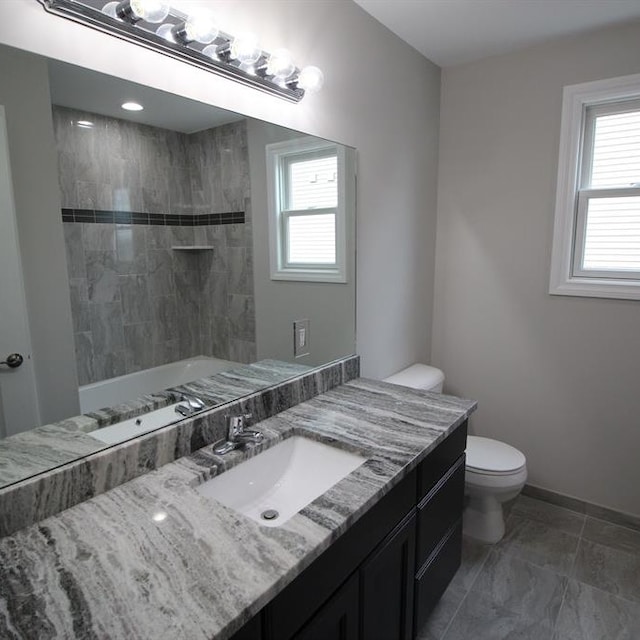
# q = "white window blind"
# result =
<box><xmin>287</xmin><ymin>213</ymin><xmax>336</xmax><ymax>264</ymax></box>
<box><xmin>288</xmin><ymin>155</ymin><xmax>337</xmax><ymax>209</ymax></box>
<box><xmin>574</xmin><ymin>101</ymin><xmax>640</xmax><ymax>278</ymax></box>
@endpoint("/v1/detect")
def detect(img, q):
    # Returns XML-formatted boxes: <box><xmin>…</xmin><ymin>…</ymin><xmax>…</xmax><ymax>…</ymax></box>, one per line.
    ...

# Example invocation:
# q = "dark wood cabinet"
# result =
<box><xmin>232</xmin><ymin>421</ymin><xmax>468</xmax><ymax>640</ymax></box>
<box><xmin>360</xmin><ymin>510</ymin><xmax>416</xmax><ymax>640</ymax></box>
<box><xmin>293</xmin><ymin>574</ymin><xmax>359</xmax><ymax>640</ymax></box>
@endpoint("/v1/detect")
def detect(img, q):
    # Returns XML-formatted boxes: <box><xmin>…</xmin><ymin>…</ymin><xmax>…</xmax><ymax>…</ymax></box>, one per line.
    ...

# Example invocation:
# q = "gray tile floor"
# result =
<box><xmin>418</xmin><ymin>495</ymin><xmax>640</xmax><ymax>640</ymax></box>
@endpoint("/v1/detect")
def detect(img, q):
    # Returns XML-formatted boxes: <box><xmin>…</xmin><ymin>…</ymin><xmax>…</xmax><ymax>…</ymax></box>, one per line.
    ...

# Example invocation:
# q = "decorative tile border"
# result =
<box><xmin>61</xmin><ymin>208</ymin><xmax>245</xmax><ymax>226</ymax></box>
<box><xmin>0</xmin><ymin>356</ymin><xmax>359</xmax><ymax>538</ymax></box>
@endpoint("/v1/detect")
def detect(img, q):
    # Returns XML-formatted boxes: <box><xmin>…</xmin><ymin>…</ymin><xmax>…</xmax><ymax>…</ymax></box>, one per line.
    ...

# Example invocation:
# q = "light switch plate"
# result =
<box><xmin>293</xmin><ymin>319</ymin><xmax>310</xmax><ymax>358</ymax></box>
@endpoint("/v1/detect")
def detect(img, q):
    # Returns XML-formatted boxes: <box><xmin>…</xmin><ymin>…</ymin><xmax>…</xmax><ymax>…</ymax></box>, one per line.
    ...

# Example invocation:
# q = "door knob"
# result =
<box><xmin>0</xmin><ymin>353</ymin><xmax>24</xmax><ymax>369</ymax></box>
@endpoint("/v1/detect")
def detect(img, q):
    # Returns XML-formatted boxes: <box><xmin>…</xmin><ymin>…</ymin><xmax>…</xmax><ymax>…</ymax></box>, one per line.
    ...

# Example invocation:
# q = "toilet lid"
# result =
<box><xmin>466</xmin><ymin>436</ymin><xmax>526</xmax><ymax>474</ymax></box>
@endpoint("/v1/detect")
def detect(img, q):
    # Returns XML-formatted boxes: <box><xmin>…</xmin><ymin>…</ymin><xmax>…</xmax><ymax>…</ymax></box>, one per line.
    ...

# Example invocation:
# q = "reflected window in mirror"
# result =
<box><xmin>267</xmin><ymin>139</ymin><xmax>351</xmax><ymax>283</ymax></box>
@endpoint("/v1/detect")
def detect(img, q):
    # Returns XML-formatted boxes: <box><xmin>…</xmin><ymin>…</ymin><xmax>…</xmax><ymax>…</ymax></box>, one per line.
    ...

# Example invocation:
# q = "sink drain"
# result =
<box><xmin>261</xmin><ymin>509</ymin><xmax>279</xmax><ymax>521</ymax></box>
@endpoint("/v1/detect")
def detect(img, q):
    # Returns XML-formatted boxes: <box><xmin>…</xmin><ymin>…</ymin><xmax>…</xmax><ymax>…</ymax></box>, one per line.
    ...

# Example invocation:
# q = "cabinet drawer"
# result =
<box><xmin>418</xmin><ymin>420</ymin><xmax>467</xmax><ymax>500</ymax></box>
<box><xmin>414</xmin><ymin>520</ymin><xmax>463</xmax><ymax>635</ymax></box>
<box><xmin>416</xmin><ymin>455</ymin><xmax>465</xmax><ymax>569</ymax></box>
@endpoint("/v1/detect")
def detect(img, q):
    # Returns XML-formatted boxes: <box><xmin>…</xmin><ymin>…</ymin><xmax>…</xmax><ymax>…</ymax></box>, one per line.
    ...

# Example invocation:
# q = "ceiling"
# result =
<box><xmin>48</xmin><ymin>59</ymin><xmax>243</xmax><ymax>133</ymax></box>
<box><xmin>353</xmin><ymin>0</ymin><xmax>640</xmax><ymax>67</ymax></box>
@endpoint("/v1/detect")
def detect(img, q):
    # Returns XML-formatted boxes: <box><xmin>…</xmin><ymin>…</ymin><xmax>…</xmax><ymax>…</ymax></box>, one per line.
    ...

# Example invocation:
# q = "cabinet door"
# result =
<box><xmin>293</xmin><ymin>573</ymin><xmax>359</xmax><ymax>640</ymax></box>
<box><xmin>360</xmin><ymin>510</ymin><xmax>416</xmax><ymax>640</ymax></box>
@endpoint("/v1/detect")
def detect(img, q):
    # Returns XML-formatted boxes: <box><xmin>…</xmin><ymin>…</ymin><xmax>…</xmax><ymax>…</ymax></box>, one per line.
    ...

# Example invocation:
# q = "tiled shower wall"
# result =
<box><xmin>53</xmin><ymin>107</ymin><xmax>255</xmax><ymax>385</ymax></box>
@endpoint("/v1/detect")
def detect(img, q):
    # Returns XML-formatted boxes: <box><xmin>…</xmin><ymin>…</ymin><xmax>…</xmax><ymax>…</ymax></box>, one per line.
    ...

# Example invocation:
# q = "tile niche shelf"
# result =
<box><xmin>171</xmin><ymin>246</ymin><xmax>215</xmax><ymax>251</ymax></box>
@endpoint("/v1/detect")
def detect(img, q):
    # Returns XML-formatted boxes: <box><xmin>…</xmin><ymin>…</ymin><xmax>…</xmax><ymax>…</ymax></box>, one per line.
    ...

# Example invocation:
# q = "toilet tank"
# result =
<box><xmin>383</xmin><ymin>364</ymin><xmax>445</xmax><ymax>393</ymax></box>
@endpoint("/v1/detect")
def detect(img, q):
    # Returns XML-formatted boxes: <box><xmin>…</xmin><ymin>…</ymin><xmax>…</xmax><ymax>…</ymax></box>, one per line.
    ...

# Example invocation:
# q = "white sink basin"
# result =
<box><xmin>89</xmin><ymin>403</ymin><xmax>184</xmax><ymax>445</ymax></box>
<box><xmin>195</xmin><ymin>436</ymin><xmax>367</xmax><ymax>527</ymax></box>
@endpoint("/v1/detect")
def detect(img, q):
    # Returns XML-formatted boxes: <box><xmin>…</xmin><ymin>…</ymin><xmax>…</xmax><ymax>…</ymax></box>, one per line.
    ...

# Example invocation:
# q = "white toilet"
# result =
<box><xmin>384</xmin><ymin>363</ymin><xmax>527</xmax><ymax>544</ymax></box>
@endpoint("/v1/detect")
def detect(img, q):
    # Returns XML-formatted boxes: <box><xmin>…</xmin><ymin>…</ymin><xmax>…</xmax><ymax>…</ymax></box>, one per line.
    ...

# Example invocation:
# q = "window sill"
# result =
<box><xmin>271</xmin><ymin>268</ymin><xmax>347</xmax><ymax>284</ymax></box>
<box><xmin>549</xmin><ymin>276</ymin><xmax>640</xmax><ymax>301</ymax></box>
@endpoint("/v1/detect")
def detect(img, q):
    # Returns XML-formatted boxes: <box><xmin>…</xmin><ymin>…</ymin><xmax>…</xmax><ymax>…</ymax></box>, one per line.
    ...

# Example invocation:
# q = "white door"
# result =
<box><xmin>0</xmin><ymin>104</ymin><xmax>40</xmax><ymax>437</ymax></box>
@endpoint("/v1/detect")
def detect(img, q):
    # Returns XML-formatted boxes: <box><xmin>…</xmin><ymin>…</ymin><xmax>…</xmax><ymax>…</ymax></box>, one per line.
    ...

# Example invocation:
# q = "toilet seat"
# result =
<box><xmin>466</xmin><ymin>436</ymin><xmax>526</xmax><ymax>475</ymax></box>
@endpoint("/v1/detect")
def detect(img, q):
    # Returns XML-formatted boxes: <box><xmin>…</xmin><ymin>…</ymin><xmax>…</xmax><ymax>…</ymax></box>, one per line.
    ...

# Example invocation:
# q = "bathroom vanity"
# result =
<box><xmin>0</xmin><ymin>377</ymin><xmax>475</xmax><ymax>640</ymax></box>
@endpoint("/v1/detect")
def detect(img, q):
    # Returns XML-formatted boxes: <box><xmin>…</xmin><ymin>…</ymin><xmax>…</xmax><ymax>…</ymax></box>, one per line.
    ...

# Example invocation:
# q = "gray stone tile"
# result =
<box><xmin>229</xmin><ymin>339</ymin><xmax>256</xmax><ymax>363</ymax></box>
<box><xmin>450</xmin><ymin>535</ymin><xmax>491</xmax><ymax>591</ymax></box>
<box><xmin>142</xmin><ymin>186</ymin><xmax>169</xmax><ymax>214</ymax></box>
<box><xmin>89</xmin><ymin>302</ymin><xmax>125</xmax><ymax>353</ymax></box>
<box><xmin>147</xmin><ymin>226</ymin><xmax>170</xmax><ymax>250</ymax></box>
<box><xmin>169</xmin><ymin>225</ymin><xmax>195</xmax><ymax>247</ymax></box>
<box><xmin>73</xmin><ymin>331</ymin><xmax>94</xmax><ymax>386</ymax></box>
<box><xmin>76</xmin><ymin>180</ymin><xmax>97</xmax><ymax>209</ymax></box>
<box><xmin>442</xmin><ymin>591</ymin><xmax>554</xmax><ymax>640</ymax></box>
<box><xmin>124</xmin><ymin>323</ymin><xmax>154</xmax><ymax>372</ymax></box>
<box><xmin>226</xmin><ymin>223</ymin><xmax>247</xmax><ymax>247</ymax></box>
<box><xmin>471</xmin><ymin>550</ymin><xmax>567</xmax><ymax>625</ymax></box>
<box><xmin>210</xmin><ymin>315</ymin><xmax>230</xmax><ymax>360</ymax></box>
<box><xmin>511</xmin><ymin>495</ymin><xmax>585</xmax><ymax>536</ymax></box>
<box><xmin>147</xmin><ymin>249</ymin><xmax>174</xmax><ymax>298</ymax></box>
<box><xmin>585</xmin><ymin>505</ymin><xmax>640</xmax><ymax>533</ymax></box>
<box><xmin>522</xmin><ymin>485</ymin><xmax>586</xmax><ymax>516</ymax></box>
<box><xmin>152</xmin><ymin>339</ymin><xmax>179</xmax><ymax>368</ymax></box>
<box><xmin>119</xmin><ymin>275</ymin><xmax>151</xmax><ymax>325</ymax></box>
<box><xmin>86</xmin><ymin>251</ymin><xmax>119</xmax><ymax>303</ymax></box>
<box><xmin>554</xmin><ymin>580</ymin><xmax>640</xmax><ymax>640</ymax></box>
<box><xmin>83</xmin><ymin>223</ymin><xmax>116</xmax><ymax>252</ymax></box>
<box><xmin>93</xmin><ymin>351</ymin><xmax>126</xmax><ymax>384</ymax></box>
<box><xmin>581</xmin><ymin>518</ymin><xmax>640</xmax><ymax>555</ymax></box>
<box><xmin>115</xmin><ymin>224</ymin><xmax>147</xmax><ymax>275</ymax></box>
<box><xmin>68</xmin><ymin>279</ymin><xmax>90</xmax><ymax>333</ymax></box>
<box><xmin>497</xmin><ymin>514</ymin><xmax>580</xmax><ymax>576</ymax></box>
<box><xmin>151</xmin><ymin>296</ymin><xmax>178</xmax><ymax>344</ymax></box>
<box><xmin>96</xmin><ymin>183</ymin><xmax>113</xmax><ymax>210</ymax></box>
<box><xmin>228</xmin><ymin>294</ymin><xmax>255</xmax><ymax>341</ymax></box>
<box><xmin>417</xmin><ymin>583</ymin><xmax>466</xmax><ymax>640</ymax></box>
<box><xmin>63</xmin><ymin>223</ymin><xmax>85</xmax><ymax>279</ymax></box>
<box><xmin>573</xmin><ymin>539</ymin><xmax>640</xmax><ymax>603</ymax></box>
<box><xmin>228</xmin><ymin>247</ymin><xmax>253</xmax><ymax>295</ymax></box>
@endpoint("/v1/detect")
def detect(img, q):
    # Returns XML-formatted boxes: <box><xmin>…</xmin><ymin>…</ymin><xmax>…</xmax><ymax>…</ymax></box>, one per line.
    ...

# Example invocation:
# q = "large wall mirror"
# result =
<box><xmin>0</xmin><ymin>42</ymin><xmax>356</xmax><ymax>489</ymax></box>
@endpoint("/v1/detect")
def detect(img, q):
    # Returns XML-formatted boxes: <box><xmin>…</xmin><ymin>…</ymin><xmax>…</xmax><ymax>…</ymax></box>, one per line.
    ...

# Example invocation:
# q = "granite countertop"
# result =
<box><xmin>0</xmin><ymin>359</ymin><xmax>310</xmax><ymax>488</ymax></box>
<box><xmin>0</xmin><ymin>378</ymin><xmax>476</xmax><ymax>640</ymax></box>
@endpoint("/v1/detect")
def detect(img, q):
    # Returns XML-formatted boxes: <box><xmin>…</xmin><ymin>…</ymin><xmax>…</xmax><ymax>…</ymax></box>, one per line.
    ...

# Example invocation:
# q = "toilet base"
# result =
<box><xmin>462</xmin><ymin>494</ymin><xmax>506</xmax><ymax>544</ymax></box>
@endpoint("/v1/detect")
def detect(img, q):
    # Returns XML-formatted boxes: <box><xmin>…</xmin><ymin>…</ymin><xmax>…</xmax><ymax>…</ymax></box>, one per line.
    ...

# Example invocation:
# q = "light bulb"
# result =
<box><xmin>230</xmin><ymin>33</ymin><xmax>261</xmax><ymax>64</ymax></box>
<box><xmin>129</xmin><ymin>0</ymin><xmax>170</xmax><ymax>23</ymax></box>
<box><xmin>266</xmin><ymin>48</ymin><xmax>296</xmax><ymax>80</ymax></box>
<box><xmin>297</xmin><ymin>66</ymin><xmax>324</xmax><ymax>93</ymax></box>
<box><xmin>202</xmin><ymin>44</ymin><xmax>219</xmax><ymax>60</ymax></box>
<box><xmin>182</xmin><ymin>14</ymin><xmax>218</xmax><ymax>44</ymax></box>
<box><xmin>102</xmin><ymin>2</ymin><xmax>120</xmax><ymax>19</ymax></box>
<box><xmin>156</xmin><ymin>23</ymin><xmax>176</xmax><ymax>42</ymax></box>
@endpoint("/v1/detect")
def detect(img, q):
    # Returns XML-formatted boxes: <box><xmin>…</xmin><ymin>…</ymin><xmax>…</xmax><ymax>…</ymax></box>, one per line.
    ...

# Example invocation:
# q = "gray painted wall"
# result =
<box><xmin>0</xmin><ymin>0</ymin><xmax>442</xmax><ymax>381</ymax></box>
<box><xmin>0</xmin><ymin>46</ymin><xmax>79</xmax><ymax>424</ymax></box>
<box><xmin>433</xmin><ymin>21</ymin><xmax>640</xmax><ymax>518</ymax></box>
<box><xmin>247</xmin><ymin>120</ymin><xmax>356</xmax><ymax>366</ymax></box>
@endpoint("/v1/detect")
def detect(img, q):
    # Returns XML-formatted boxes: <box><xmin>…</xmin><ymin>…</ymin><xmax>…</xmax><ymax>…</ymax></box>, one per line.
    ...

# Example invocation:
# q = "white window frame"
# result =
<box><xmin>549</xmin><ymin>72</ymin><xmax>640</xmax><ymax>300</ymax></box>
<box><xmin>266</xmin><ymin>137</ymin><xmax>348</xmax><ymax>283</ymax></box>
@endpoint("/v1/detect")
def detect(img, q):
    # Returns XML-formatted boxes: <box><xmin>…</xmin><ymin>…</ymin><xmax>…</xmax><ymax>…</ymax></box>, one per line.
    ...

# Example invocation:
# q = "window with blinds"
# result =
<box><xmin>574</xmin><ymin>101</ymin><xmax>640</xmax><ymax>278</ymax></box>
<box><xmin>266</xmin><ymin>138</ymin><xmax>348</xmax><ymax>283</ymax></box>
<box><xmin>283</xmin><ymin>152</ymin><xmax>337</xmax><ymax>266</ymax></box>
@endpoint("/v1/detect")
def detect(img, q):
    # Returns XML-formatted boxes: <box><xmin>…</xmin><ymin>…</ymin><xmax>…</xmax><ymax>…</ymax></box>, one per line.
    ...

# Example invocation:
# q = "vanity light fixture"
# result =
<box><xmin>75</xmin><ymin>119</ymin><xmax>94</xmax><ymax>128</ymax></box>
<box><xmin>121</xmin><ymin>101</ymin><xmax>144</xmax><ymax>111</ymax></box>
<box><xmin>39</xmin><ymin>0</ymin><xmax>325</xmax><ymax>102</ymax></box>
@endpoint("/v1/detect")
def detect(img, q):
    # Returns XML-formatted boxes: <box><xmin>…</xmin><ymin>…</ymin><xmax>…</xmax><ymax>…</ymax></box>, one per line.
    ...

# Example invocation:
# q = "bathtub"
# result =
<box><xmin>79</xmin><ymin>356</ymin><xmax>237</xmax><ymax>414</ymax></box>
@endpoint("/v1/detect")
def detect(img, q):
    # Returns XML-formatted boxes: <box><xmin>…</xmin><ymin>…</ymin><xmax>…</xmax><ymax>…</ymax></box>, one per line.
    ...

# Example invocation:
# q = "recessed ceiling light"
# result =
<box><xmin>121</xmin><ymin>101</ymin><xmax>144</xmax><ymax>111</ymax></box>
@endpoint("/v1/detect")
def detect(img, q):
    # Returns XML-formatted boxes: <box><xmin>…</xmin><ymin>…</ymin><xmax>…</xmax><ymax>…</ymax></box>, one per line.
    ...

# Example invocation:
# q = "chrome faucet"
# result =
<box><xmin>175</xmin><ymin>393</ymin><xmax>206</xmax><ymax>417</ymax></box>
<box><xmin>213</xmin><ymin>413</ymin><xmax>263</xmax><ymax>455</ymax></box>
